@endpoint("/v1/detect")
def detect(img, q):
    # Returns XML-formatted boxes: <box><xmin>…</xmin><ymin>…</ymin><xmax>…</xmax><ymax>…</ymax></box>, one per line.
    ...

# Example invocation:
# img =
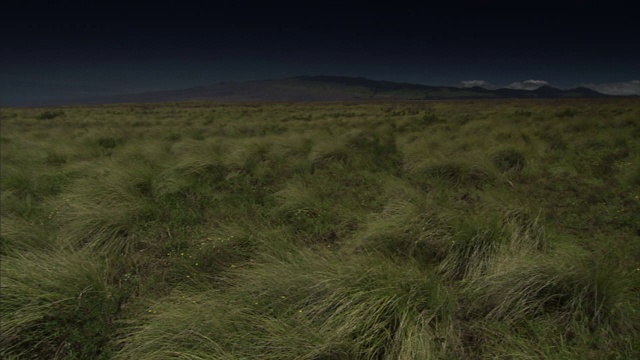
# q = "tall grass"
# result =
<box><xmin>116</xmin><ymin>250</ymin><xmax>460</xmax><ymax>359</ymax></box>
<box><xmin>1</xmin><ymin>249</ymin><xmax>118</xmax><ymax>359</ymax></box>
<box><xmin>1</xmin><ymin>99</ymin><xmax>639</xmax><ymax>358</ymax></box>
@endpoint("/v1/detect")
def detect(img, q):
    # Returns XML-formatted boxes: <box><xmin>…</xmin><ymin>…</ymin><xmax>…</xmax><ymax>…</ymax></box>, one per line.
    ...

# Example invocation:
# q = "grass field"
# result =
<box><xmin>1</xmin><ymin>99</ymin><xmax>639</xmax><ymax>359</ymax></box>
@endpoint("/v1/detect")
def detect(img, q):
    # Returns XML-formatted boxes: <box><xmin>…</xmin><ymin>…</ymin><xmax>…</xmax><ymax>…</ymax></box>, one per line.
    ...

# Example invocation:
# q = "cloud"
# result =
<box><xmin>458</xmin><ymin>80</ymin><xmax>496</xmax><ymax>89</ymax></box>
<box><xmin>582</xmin><ymin>80</ymin><xmax>640</xmax><ymax>96</ymax></box>
<box><xmin>507</xmin><ymin>79</ymin><xmax>549</xmax><ymax>90</ymax></box>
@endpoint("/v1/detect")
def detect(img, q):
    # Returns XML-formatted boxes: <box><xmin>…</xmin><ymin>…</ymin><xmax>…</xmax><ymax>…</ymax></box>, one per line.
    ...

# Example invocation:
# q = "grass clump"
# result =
<box><xmin>348</xmin><ymin>179</ymin><xmax>452</xmax><ymax>265</ymax></box>
<box><xmin>410</xmin><ymin>159</ymin><xmax>494</xmax><ymax>190</ymax></box>
<box><xmin>37</xmin><ymin>109</ymin><xmax>66</xmax><ymax>120</ymax></box>
<box><xmin>117</xmin><ymin>250</ymin><xmax>460</xmax><ymax>359</ymax></box>
<box><xmin>462</xmin><ymin>243</ymin><xmax>640</xmax><ymax>357</ymax></box>
<box><xmin>1</xmin><ymin>249</ymin><xmax>119</xmax><ymax>359</ymax></box>
<box><xmin>491</xmin><ymin>148</ymin><xmax>526</xmax><ymax>172</ymax></box>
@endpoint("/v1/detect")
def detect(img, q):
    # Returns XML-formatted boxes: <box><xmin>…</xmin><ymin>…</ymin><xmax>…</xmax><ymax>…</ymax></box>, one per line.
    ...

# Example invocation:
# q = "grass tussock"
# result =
<box><xmin>116</xmin><ymin>250</ymin><xmax>460</xmax><ymax>359</ymax></box>
<box><xmin>1</xmin><ymin>249</ymin><xmax>118</xmax><ymax>359</ymax></box>
<box><xmin>1</xmin><ymin>99</ymin><xmax>639</xmax><ymax>359</ymax></box>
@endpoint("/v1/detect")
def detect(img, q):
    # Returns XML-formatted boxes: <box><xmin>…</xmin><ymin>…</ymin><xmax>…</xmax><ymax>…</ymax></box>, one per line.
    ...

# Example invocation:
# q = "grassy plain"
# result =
<box><xmin>1</xmin><ymin>99</ymin><xmax>639</xmax><ymax>359</ymax></box>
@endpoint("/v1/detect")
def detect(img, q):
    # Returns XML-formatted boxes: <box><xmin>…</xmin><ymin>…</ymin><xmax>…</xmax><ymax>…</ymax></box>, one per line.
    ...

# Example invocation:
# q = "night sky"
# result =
<box><xmin>2</xmin><ymin>1</ymin><xmax>639</xmax><ymax>105</ymax></box>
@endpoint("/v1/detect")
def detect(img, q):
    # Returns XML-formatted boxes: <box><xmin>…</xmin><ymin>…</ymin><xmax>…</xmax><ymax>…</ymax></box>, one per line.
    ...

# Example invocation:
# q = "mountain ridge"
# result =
<box><xmin>3</xmin><ymin>75</ymin><xmax>620</xmax><ymax>107</ymax></box>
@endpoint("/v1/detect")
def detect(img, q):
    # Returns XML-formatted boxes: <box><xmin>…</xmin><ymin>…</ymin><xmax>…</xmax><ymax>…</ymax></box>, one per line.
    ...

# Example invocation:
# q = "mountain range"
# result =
<box><xmin>1</xmin><ymin>76</ymin><xmax>619</xmax><ymax>107</ymax></box>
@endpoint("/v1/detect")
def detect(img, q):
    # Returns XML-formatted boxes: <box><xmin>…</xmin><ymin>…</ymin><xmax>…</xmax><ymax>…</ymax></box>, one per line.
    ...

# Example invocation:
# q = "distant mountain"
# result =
<box><xmin>2</xmin><ymin>76</ymin><xmax>615</xmax><ymax>107</ymax></box>
<box><xmin>529</xmin><ymin>85</ymin><xmax>605</xmax><ymax>98</ymax></box>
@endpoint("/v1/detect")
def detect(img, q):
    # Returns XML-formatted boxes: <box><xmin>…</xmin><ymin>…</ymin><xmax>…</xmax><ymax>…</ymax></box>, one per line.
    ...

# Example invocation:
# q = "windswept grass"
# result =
<box><xmin>115</xmin><ymin>250</ymin><xmax>460</xmax><ymax>359</ymax></box>
<box><xmin>1</xmin><ymin>249</ymin><xmax>118</xmax><ymax>359</ymax></box>
<box><xmin>1</xmin><ymin>99</ymin><xmax>639</xmax><ymax>359</ymax></box>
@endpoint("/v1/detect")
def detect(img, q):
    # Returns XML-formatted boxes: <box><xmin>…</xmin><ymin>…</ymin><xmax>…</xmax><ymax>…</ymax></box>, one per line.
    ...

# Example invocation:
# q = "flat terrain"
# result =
<box><xmin>1</xmin><ymin>99</ymin><xmax>639</xmax><ymax>359</ymax></box>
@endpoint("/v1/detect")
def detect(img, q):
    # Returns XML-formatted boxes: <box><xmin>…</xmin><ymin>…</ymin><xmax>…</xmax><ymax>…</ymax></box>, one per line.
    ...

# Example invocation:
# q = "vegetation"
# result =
<box><xmin>1</xmin><ymin>99</ymin><xmax>639</xmax><ymax>359</ymax></box>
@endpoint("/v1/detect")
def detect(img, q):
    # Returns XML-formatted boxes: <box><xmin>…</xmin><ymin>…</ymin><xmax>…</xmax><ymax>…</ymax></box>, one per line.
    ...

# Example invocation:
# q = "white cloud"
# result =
<box><xmin>458</xmin><ymin>80</ymin><xmax>496</xmax><ymax>89</ymax></box>
<box><xmin>507</xmin><ymin>79</ymin><xmax>549</xmax><ymax>90</ymax></box>
<box><xmin>582</xmin><ymin>80</ymin><xmax>640</xmax><ymax>96</ymax></box>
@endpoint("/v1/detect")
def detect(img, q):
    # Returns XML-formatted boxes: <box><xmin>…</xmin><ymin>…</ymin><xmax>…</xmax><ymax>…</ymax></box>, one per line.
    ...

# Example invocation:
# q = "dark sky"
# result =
<box><xmin>2</xmin><ymin>0</ymin><xmax>639</xmax><ymax>101</ymax></box>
